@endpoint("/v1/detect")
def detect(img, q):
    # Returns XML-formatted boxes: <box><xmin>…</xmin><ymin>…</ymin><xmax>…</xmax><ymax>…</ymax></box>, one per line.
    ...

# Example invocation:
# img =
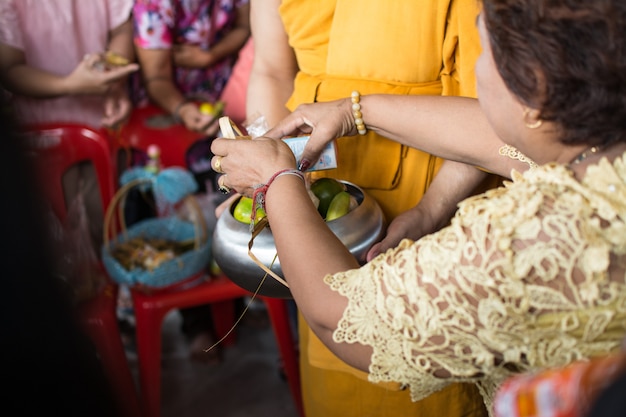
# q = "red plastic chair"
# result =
<box><xmin>111</xmin><ymin>104</ymin><xmax>206</xmax><ymax>171</ymax></box>
<box><xmin>113</xmin><ymin>103</ymin><xmax>303</xmax><ymax>417</ymax></box>
<box><xmin>126</xmin><ymin>273</ymin><xmax>303</xmax><ymax>417</ymax></box>
<box><xmin>22</xmin><ymin>123</ymin><xmax>142</xmax><ymax>417</ymax></box>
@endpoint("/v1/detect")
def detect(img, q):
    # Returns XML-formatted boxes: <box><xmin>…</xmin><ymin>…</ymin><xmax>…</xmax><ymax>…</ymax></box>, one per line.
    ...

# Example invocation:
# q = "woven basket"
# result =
<box><xmin>101</xmin><ymin>177</ymin><xmax>210</xmax><ymax>288</ymax></box>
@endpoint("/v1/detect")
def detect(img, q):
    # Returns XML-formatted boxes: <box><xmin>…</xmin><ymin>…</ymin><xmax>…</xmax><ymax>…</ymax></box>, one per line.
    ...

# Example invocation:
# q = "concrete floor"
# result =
<box><xmin>124</xmin><ymin>304</ymin><xmax>299</xmax><ymax>417</ymax></box>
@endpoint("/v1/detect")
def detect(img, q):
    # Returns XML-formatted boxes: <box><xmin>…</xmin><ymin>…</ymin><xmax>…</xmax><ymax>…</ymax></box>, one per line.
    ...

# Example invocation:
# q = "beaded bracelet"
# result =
<box><xmin>250</xmin><ymin>168</ymin><xmax>305</xmax><ymax>228</ymax></box>
<box><xmin>351</xmin><ymin>91</ymin><xmax>367</xmax><ymax>135</ymax></box>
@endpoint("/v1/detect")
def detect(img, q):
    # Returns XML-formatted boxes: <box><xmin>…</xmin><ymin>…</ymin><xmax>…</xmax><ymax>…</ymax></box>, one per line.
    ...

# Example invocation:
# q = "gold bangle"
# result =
<box><xmin>351</xmin><ymin>91</ymin><xmax>367</xmax><ymax>135</ymax></box>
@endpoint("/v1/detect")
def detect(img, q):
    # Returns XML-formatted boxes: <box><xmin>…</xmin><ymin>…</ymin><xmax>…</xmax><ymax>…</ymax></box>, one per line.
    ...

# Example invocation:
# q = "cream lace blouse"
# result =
<box><xmin>325</xmin><ymin>151</ymin><xmax>626</xmax><ymax>413</ymax></box>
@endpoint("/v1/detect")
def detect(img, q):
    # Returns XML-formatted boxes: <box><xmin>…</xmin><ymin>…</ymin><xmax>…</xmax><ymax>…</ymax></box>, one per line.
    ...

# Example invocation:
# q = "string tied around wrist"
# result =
<box><xmin>245</xmin><ymin>169</ymin><xmax>304</xmax><ymax>291</ymax></box>
<box><xmin>250</xmin><ymin>168</ymin><xmax>305</xmax><ymax>231</ymax></box>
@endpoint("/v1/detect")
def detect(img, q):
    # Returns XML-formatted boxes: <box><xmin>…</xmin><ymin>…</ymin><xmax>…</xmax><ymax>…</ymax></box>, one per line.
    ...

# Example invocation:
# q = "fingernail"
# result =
<box><xmin>298</xmin><ymin>159</ymin><xmax>311</xmax><ymax>171</ymax></box>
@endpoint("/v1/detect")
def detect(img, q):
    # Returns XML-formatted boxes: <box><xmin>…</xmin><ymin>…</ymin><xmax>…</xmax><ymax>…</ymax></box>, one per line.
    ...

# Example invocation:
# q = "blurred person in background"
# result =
<box><xmin>132</xmin><ymin>0</ymin><xmax>250</xmax><ymax>136</ymax></box>
<box><xmin>0</xmin><ymin>0</ymin><xmax>137</xmax><ymax>255</ymax></box>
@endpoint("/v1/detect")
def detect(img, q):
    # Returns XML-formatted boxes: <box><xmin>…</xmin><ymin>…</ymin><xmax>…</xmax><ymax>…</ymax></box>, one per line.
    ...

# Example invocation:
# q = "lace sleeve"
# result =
<box><xmin>498</xmin><ymin>144</ymin><xmax>538</xmax><ymax>170</ymax></box>
<box><xmin>324</xmin><ymin>161</ymin><xmax>626</xmax><ymax>412</ymax></box>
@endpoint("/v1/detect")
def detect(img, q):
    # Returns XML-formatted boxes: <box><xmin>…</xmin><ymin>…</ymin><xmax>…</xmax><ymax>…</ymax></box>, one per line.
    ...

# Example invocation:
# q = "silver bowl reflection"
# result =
<box><xmin>212</xmin><ymin>181</ymin><xmax>386</xmax><ymax>298</ymax></box>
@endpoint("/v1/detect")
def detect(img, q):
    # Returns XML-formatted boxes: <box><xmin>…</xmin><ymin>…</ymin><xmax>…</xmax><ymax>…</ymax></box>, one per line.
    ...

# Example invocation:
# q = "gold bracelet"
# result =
<box><xmin>498</xmin><ymin>144</ymin><xmax>538</xmax><ymax>169</ymax></box>
<box><xmin>351</xmin><ymin>91</ymin><xmax>367</xmax><ymax>135</ymax></box>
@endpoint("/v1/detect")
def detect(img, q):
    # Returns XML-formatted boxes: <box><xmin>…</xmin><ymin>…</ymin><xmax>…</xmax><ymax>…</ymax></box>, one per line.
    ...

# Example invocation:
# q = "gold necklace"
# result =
<box><xmin>569</xmin><ymin>144</ymin><xmax>602</xmax><ymax>165</ymax></box>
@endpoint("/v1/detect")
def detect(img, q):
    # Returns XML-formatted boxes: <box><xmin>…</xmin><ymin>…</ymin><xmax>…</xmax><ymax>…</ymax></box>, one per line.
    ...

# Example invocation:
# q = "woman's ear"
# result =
<box><xmin>523</xmin><ymin>107</ymin><xmax>543</xmax><ymax>129</ymax></box>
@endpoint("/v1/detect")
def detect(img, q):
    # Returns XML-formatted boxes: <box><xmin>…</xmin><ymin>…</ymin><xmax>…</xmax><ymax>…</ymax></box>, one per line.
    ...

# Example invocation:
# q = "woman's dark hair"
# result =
<box><xmin>482</xmin><ymin>0</ymin><xmax>626</xmax><ymax>146</ymax></box>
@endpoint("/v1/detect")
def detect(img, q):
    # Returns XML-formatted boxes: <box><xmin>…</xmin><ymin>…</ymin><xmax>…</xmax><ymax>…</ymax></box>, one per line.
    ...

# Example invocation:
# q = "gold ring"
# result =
<box><xmin>218</xmin><ymin>175</ymin><xmax>231</xmax><ymax>194</ymax></box>
<box><xmin>213</xmin><ymin>155</ymin><xmax>224</xmax><ymax>174</ymax></box>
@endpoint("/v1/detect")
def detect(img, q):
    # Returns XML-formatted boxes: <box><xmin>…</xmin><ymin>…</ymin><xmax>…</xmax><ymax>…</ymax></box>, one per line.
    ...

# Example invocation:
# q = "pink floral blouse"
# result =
<box><xmin>133</xmin><ymin>0</ymin><xmax>248</xmax><ymax>102</ymax></box>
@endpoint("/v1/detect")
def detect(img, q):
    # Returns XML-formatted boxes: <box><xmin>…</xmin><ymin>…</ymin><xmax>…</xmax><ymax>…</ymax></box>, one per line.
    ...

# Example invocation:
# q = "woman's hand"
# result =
<box><xmin>178</xmin><ymin>102</ymin><xmax>220</xmax><ymax>135</ymax></box>
<box><xmin>210</xmin><ymin>136</ymin><xmax>297</xmax><ymax>196</ymax></box>
<box><xmin>172</xmin><ymin>44</ymin><xmax>213</xmax><ymax>69</ymax></box>
<box><xmin>367</xmin><ymin>161</ymin><xmax>492</xmax><ymax>261</ymax></box>
<box><xmin>65</xmin><ymin>53</ymin><xmax>138</xmax><ymax>95</ymax></box>
<box><xmin>264</xmin><ymin>98</ymin><xmax>356</xmax><ymax>170</ymax></box>
<box><xmin>366</xmin><ymin>206</ymin><xmax>435</xmax><ymax>261</ymax></box>
<box><xmin>101</xmin><ymin>82</ymin><xmax>133</xmax><ymax>128</ymax></box>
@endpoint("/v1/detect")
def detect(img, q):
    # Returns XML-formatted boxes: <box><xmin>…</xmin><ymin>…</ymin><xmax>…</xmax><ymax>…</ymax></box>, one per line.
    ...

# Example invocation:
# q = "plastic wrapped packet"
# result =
<box><xmin>243</xmin><ymin>114</ymin><xmax>338</xmax><ymax>171</ymax></box>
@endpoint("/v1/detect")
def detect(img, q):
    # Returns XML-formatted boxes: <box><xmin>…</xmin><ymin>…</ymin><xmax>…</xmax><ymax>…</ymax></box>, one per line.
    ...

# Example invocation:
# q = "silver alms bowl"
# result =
<box><xmin>211</xmin><ymin>181</ymin><xmax>386</xmax><ymax>298</ymax></box>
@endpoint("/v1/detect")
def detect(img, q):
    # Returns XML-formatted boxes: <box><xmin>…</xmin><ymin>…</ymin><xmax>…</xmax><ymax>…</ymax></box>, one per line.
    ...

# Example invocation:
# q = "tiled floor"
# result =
<box><xmin>124</xmin><ymin>302</ymin><xmax>299</xmax><ymax>417</ymax></box>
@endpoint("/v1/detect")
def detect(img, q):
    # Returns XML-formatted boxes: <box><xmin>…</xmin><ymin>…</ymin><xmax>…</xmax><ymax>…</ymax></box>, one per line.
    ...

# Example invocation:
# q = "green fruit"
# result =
<box><xmin>325</xmin><ymin>191</ymin><xmax>351</xmax><ymax>221</ymax></box>
<box><xmin>209</xmin><ymin>258</ymin><xmax>222</xmax><ymax>276</ymax></box>
<box><xmin>213</xmin><ymin>100</ymin><xmax>225</xmax><ymax>116</ymax></box>
<box><xmin>233</xmin><ymin>196</ymin><xmax>266</xmax><ymax>224</ymax></box>
<box><xmin>310</xmin><ymin>178</ymin><xmax>345</xmax><ymax>218</ymax></box>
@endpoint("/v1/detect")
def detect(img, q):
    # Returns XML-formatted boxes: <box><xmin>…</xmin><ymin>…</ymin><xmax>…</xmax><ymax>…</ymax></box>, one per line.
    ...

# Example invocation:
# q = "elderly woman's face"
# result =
<box><xmin>475</xmin><ymin>14</ymin><xmax>525</xmax><ymax>148</ymax></box>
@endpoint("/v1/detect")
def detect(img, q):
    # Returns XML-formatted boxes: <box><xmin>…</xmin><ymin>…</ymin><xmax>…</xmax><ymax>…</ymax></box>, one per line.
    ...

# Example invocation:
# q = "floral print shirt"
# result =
<box><xmin>133</xmin><ymin>0</ymin><xmax>248</xmax><ymax>102</ymax></box>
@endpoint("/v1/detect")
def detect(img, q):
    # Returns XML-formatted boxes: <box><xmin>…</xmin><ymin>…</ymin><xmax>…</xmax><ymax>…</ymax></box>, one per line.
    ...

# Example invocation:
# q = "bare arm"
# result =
<box><xmin>210</xmin><ymin>136</ymin><xmax>371</xmax><ymax>370</ymax></box>
<box><xmin>265</xmin><ymin>174</ymin><xmax>373</xmax><ymax>370</ymax></box>
<box><xmin>266</xmin><ymin>94</ymin><xmax>529</xmax><ymax>178</ymax></box>
<box><xmin>0</xmin><ymin>45</ymin><xmax>137</xmax><ymax>99</ymax></box>
<box><xmin>0</xmin><ymin>18</ymin><xmax>137</xmax><ymax>99</ymax></box>
<box><xmin>246</xmin><ymin>0</ymin><xmax>298</xmax><ymax>127</ymax></box>
<box><xmin>136</xmin><ymin>46</ymin><xmax>182</xmax><ymax>115</ymax></box>
<box><xmin>0</xmin><ymin>16</ymin><xmax>137</xmax><ymax>128</ymax></box>
<box><xmin>361</xmin><ymin>95</ymin><xmax>518</xmax><ymax>175</ymax></box>
<box><xmin>366</xmin><ymin>160</ymin><xmax>490</xmax><ymax>261</ymax></box>
<box><xmin>107</xmin><ymin>18</ymin><xmax>136</xmax><ymax>65</ymax></box>
<box><xmin>136</xmin><ymin>47</ymin><xmax>216</xmax><ymax>133</ymax></box>
<box><xmin>102</xmin><ymin>18</ymin><xmax>137</xmax><ymax>127</ymax></box>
